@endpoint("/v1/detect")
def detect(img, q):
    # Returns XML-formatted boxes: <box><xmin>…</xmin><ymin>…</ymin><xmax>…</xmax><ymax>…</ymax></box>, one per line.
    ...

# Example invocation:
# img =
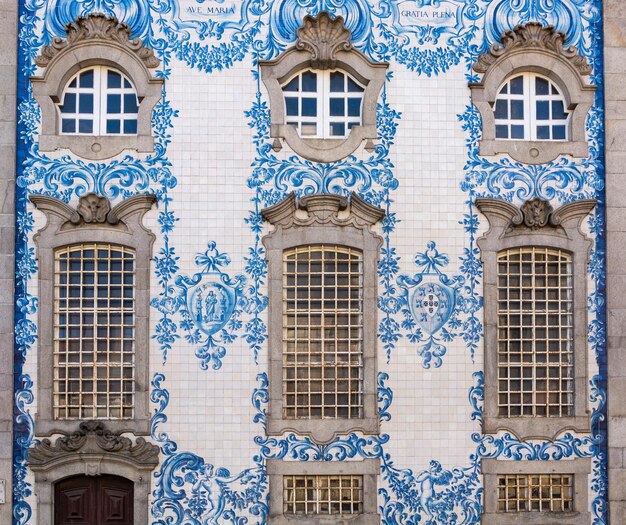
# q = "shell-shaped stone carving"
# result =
<box><xmin>295</xmin><ymin>11</ymin><xmax>353</xmax><ymax>69</ymax></box>
<box><xmin>36</xmin><ymin>13</ymin><xmax>159</xmax><ymax>69</ymax></box>
<box><xmin>473</xmin><ymin>22</ymin><xmax>591</xmax><ymax>76</ymax></box>
<box><xmin>74</xmin><ymin>193</ymin><xmax>112</xmax><ymax>224</ymax></box>
<box><xmin>514</xmin><ymin>197</ymin><xmax>559</xmax><ymax>229</ymax></box>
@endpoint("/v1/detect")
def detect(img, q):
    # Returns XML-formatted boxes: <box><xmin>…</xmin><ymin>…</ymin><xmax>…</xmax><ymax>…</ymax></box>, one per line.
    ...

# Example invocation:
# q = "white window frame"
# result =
<box><xmin>494</xmin><ymin>73</ymin><xmax>570</xmax><ymax>142</ymax></box>
<box><xmin>58</xmin><ymin>66</ymin><xmax>139</xmax><ymax>137</ymax></box>
<box><xmin>282</xmin><ymin>69</ymin><xmax>364</xmax><ymax>139</ymax></box>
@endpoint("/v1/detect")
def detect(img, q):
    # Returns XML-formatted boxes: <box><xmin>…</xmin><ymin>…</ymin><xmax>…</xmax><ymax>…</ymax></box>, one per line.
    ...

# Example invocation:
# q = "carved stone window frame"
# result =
<box><xmin>31</xmin><ymin>14</ymin><xmax>164</xmax><ymax>160</ymax></box>
<box><xmin>262</xmin><ymin>193</ymin><xmax>384</xmax><ymax>443</ymax></box>
<box><xmin>259</xmin><ymin>12</ymin><xmax>388</xmax><ymax>163</ymax></box>
<box><xmin>481</xmin><ymin>457</ymin><xmax>591</xmax><ymax>525</ymax></box>
<box><xmin>476</xmin><ymin>197</ymin><xmax>596</xmax><ymax>440</ymax></box>
<box><xmin>28</xmin><ymin>421</ymin><xmax>159</xmax><ymax>524</ymax></box>
<box><xmin>469</xmin><ymin>23</ymin><xmax>596</xmax><ymax>165</ymax></box>
<box><xmin>30</xmin><ymin>192</ymin><xmax>156</xmax><ymax>436</ymax></box>
<box><xmin>267</xmin><ymin>458</ymin><xmax>380</xmax><ymax>525</ymax></box>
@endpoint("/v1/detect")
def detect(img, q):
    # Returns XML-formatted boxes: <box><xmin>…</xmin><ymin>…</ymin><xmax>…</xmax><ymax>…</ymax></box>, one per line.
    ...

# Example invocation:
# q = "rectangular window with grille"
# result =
<box><xmin>283</xmin><ymin>245</ymin><xmax>363</xmax><ymax>419</ymax></box>
<box><xmin>497</xmin><ymin>474</ymin><xmax>574</xmax><ymax>512</ymax></box>
<box><xmin>283</xmin><ymin>475</ymin><xmax>363</xmax><ymax>515</ymax></box>
<box><xmin>53</xmin><ymin>243</ymin><xmax>135</xmax><ymax>419</ymax></box>
<box><xmin>497</xmin><ymin>247</ymin><xmax>574</xmax><ymax>417</ymax></box>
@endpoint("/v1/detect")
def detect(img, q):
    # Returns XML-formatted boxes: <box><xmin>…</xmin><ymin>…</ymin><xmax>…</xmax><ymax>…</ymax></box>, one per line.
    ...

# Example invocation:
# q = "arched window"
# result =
<box><xmin>31</xmin><ymin>14</ymin><xmax>163</xmax><ymax>160</ymax></box>
<box><xmin>54</xmin><ymin>242</ymin><xmax>136</xmax><ymax>420</ymax></box>
<box><xmin>494</xmin><ymin>74</ymin><xmax>570</xmax><ymax>141</ymax></box>
<box><xmin>282</xmin><ymin>70</ymin><xmax>364</xmax><ymax>139</ymax></box>
<box><xmin>259</xmin><ymin>12</ymin><xmax>388</xmax><ymax>163</ymax></box>
<box><xmin>59</xmin><ymin>67</ymin><xmax>139</xmax><ymax>136</ymax></box>
<box><xmin>469</xmin><ymin>23</ymin><xmax>595</xmax><ymax>164</ymax></box>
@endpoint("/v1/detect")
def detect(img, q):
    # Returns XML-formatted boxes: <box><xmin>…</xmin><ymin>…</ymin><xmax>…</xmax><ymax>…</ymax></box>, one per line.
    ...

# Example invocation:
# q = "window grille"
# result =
<box><xmin>283</xmin><ymin>245</ymin><xmax>363</xmax><ymax>419</ymax></box>
<box><xmin>283</xmin><ymin>475</ymin><xmax>363</xmax><ymax>515</ymax></box>
<box><xmin>59</xmin><ymin>66</ymin><xmax>139</xmax><ymax>135</ymax></box>
<box><xmin>53</xmin><ymin>243</ymin><xmax>135</xmax><ymax>419</ymax></box>
<box><xmin>282</xmin><ymin>70</ymin><xmax>364</xmax><ymax>138</ymax></box>
<box><xmin>494</xmin><ymin>74</ymin><xmax>570</xmax><ymax>141</ymax></box>
<box><xmin>497</xmin><ymin>247</ymin><xmax>574</xmax><ymax>417</ymax></box>
<box><xmin>497</xmin><ymin>474</ymin><xmax>574</xmax><ymax>512</ymax></box>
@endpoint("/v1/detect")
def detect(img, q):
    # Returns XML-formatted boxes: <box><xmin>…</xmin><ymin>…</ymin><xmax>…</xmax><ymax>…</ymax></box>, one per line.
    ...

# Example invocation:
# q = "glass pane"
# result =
<box><xmin>552</xmin><ymin>100</ymin><xmax>567</xmax><ymax>120</ymax></box>
<box><xmin>347</xmin><ymin>98</ymin><xmax>361</xmax><ymax>117</ymax></box>
<box><xmin>301</xmin><ymin>123</ymin><xmax>317</xmax><ymax>136</ymax></box>
<box><xmin>495</xmin><ymin>125</ymin><xmax>508</xmax><ymax>138</ymax></box>
<box><xmin>330</xmin><ymin>122</ymin><xmax>345</xmax><ymax>136</ymax></box>
<box><xmin>124</xmin><ymin>94</ymin><xmax>138</xmax><ymax>113</ymax></box>
<box><xmin>536</xmin><ymin>101</ymin><xmax>549</xmax><ymax>120</ymax></box>
<box><xmin>107</xmin><ymin>119</ymin><xmax>121</xmax><ymax>134</ymax></box>
<box><xmin>80</xmin><ymin>69</ymin><xmax>94</xmax><ymax>88</ymax></box>
<box><xmin>499</xmin><ymin>83</ymin><xmax>508</xmax><ymax>95</ymax></box>
<box><xmin>107</xmin><ymin>94</ymin><xmax>121</xmax><ymax>114</ymax></box>
<box><xmin>79</xmin><ymin>93</ymin><xmax>94</xmax><ymax>114</ymax></box>
<box><xmin>494</xmin><ymin>99</ymin><xmax>508</xmax><ymax>119</ymax></box>
<box><xmin>123</xmin><ymin>119</ymin><xmax>137</xmax><ymax>134</ymax></box>
<box><xmin>285</xmin><ymin>97</ymin><xmax>298</xmax><ymax>116</ymax></box>
<box><xmin>329</xmin><ymin>98</ymin><xmax>345</xmax><ymax>117</ymax></box>
<box><xmin>60</xmin><ymin>93</ymin><xmax>76</xmax><ymax>113</ymax></box>
<box><xmin>69</xmin><ymin>78</ymin><xmax>77</xmax><ymax>88</ymax></box>
<box><xmin>509</xmin><ymin>76</ymin><xmax>524</xmax><ymax>95</ymax></box>
<box><xmin>537</xmin><ymin>125</ymin><xmax>550</xmax><ymax>139</ymax></box>
<box><xmin>107</xmin><ymin>70</ymin><xmax>121</xmax><ymax>89</ymax></box>
<box><xmin>78</xmin><ymin>119</ymin><xmax>93</xmax><ymax>134</ymax></box>
<box><xmin>347</xmin><ymin>77</ymin><xmax>364</xmax><ymax>92</ymax></box>
<box><xmin>283</xmin><ymin>77</ymin><xmax>299</xmax><ymax>92</ymax></box>
<box><xmin>553</xmin><ymin>125</ymin><xmax>566</xmax><ymax>140</ymax></box>
<box><xmin>302</xmin><ymin>72</ymin><xmax>317</xmax><ymax>92</ymax></box>
<box><xmin>510</xmin><ymin>100</ymin><xmax>524</xmax><ymax>120</ymax></box>
<box><xmin>535</xmin><ymin>77</ymin><xmax>549</xmax><ymax>95</ymax></box>
<box><xmin>330</xmin><ymin>72</ymin><xmax>344</xmax><ymax>92</ymax></box>
<box><xmin>123</xmin><ymin>78</ymin><xmax>132</xmax><ymax>89</ymax></box>
<box><xmin>511</xmin><ymin>125</ymin><xmax>524</xmax><ymax>139</ymax></box>
<box><xmin>302</xmin><ymin>97</ymin><xmax>317</xmax><ymax>117</ymax></box>
<box><xmin>61</xmin><ymin>119</ymin><xmax>75</xmax><ymax>133</ymax></box>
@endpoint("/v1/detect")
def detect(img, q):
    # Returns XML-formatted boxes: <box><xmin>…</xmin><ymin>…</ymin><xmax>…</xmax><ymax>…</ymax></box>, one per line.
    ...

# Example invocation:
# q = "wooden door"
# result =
<box><xmin>55</xmin><ymin>475</ymin><xmax>133</xmax><ymax>525</ymax></box>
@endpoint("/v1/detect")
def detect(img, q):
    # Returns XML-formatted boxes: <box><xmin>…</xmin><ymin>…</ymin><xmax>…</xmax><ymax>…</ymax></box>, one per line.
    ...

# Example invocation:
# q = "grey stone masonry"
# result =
<box><xmin>605</xmin><ymin>0</ymin><xmax>626</xmax><ymax>520</ymax></box>
<box><xmin>0</xmin><ymin>0</ymin><xmax>17</xmax><ymax>521</ymax></box>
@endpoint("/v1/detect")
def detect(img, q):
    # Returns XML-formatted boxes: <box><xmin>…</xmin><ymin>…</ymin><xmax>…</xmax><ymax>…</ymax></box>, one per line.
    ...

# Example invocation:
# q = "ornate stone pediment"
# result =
<box><xmin>29</xmin><ymin>421</ymin><xmax>159</xmax><ymax>473</ymax></box>
<box><xmin>295</xmin><ymin>11</ymin><xmax>352</xmax><ymax>69</ymax></box>
<box><xmin>473</xmin><ymin>22</ymin><xmax>591</xmax><ymax>76</ymax></box>
<box><xmin>475</xmin><ymin>197</ymin><xmax>596</xmax><ymax>234</ymax></box>
<box><xmin>261</xmin><ymin>192</ymin><xmax>385</xmax><ymax>230</ymax></box>
<box><xmin>30</xmin><ymin>192</ymin><xmax>157</xmax><ymax>228</ymax></box>
<box><xmin>36</xmin><ymin>13</ymin><xmax>159</xmax><ymax>68</ymax></box>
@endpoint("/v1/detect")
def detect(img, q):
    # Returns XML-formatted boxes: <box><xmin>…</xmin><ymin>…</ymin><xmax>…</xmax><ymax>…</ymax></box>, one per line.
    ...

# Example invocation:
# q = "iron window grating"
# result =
<box><xmin>496</xmin><ymin>247</ymin><xmax>574</xmax><ymax>417</ymax></box>
<box><xmin>283</xmin><ymin>245</ymin><xmax>364</xmax><ymax>419</ymax></box>
<box><xmin>283</xmin><ymin>475</ymin><xmax>363</xmax><ymax>515</ymax></box>
<box><xmin>497</xmin><ymin>474</ymin><xmax>574</xmax><ymax>512</ymax></box>
<box><xmin>53</xmin><ymin>243</ymin><xmax>135</xmax><ymax>420</ymax></box>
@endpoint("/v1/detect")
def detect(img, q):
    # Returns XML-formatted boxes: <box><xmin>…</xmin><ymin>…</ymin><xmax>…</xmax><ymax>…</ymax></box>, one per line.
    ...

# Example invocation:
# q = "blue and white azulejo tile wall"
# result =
<box><xmin>12</xmin><ymin>0</ymin><xmax>607</xmax><ymax>523</ymax></box>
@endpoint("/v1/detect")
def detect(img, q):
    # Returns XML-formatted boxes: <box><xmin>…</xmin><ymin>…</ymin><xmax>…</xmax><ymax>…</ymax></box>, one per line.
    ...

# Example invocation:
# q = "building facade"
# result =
<box><xmin>0</xmin><ymin>0</ymin><xmax>625</xmax><ymax>523</ymax></box>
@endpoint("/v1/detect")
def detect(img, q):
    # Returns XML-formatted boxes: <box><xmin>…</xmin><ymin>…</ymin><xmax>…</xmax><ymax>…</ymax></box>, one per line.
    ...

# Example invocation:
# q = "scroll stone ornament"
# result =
<box><xmin>35</xmin><ymin>13</ymin><xmax>160</xmax><ymax>69</ymax></box>
<box><xmin>295</xmin><ymin>11</ymin><xmax>353</xmax><ymax>69</ymax></box>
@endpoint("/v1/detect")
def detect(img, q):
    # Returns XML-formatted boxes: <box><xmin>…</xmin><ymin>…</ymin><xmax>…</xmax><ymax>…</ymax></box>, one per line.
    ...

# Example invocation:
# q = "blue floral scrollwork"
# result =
<box><xmin>396</xmin><ymin>241</ymin><xmax>465</xmax><ymax>368</ymax></box>
<box><xmin>152</xmin><ymin>242</ymin><xmax>246</xmax><ymax>370</ymax></box>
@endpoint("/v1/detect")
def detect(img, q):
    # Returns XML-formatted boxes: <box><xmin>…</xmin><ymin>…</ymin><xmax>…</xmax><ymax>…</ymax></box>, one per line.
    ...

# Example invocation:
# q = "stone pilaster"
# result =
<box><xmin>0</xmin><ymin>0</ymin><xmax>16</xmax><ymax>521</ymax></box>
<box><xmin>604</xmin><ymin>0</ymin><xmax>626</xmax><ymax>519</ymax></box>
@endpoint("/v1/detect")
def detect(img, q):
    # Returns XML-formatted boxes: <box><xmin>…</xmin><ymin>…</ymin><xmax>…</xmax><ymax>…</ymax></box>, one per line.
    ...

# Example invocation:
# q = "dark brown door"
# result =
<box><xmin>55</xmin><ymin>475</ymin><xmax>133</xmax><ymax>525</ymax></box>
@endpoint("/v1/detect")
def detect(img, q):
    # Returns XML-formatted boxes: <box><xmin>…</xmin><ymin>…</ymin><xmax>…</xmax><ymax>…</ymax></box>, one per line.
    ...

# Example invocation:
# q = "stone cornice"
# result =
<box><xmin>30</xmin><ymin>193</ymin><xmax>157</xmax><ymax>227</ymax></box>
<box><xmin>35</xmin><ymin>13</ymin><xmax>159</xmax><ymax>69</ymax></box>
<box><xmin>473</xmin><ymin>22</ymin><xmax>591</xmax><ymax>76</ymax></box>
<box><xmin>262</xmin><ymin>192</ymin><xmax>384</xmax><ymax>229</ymax></box>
